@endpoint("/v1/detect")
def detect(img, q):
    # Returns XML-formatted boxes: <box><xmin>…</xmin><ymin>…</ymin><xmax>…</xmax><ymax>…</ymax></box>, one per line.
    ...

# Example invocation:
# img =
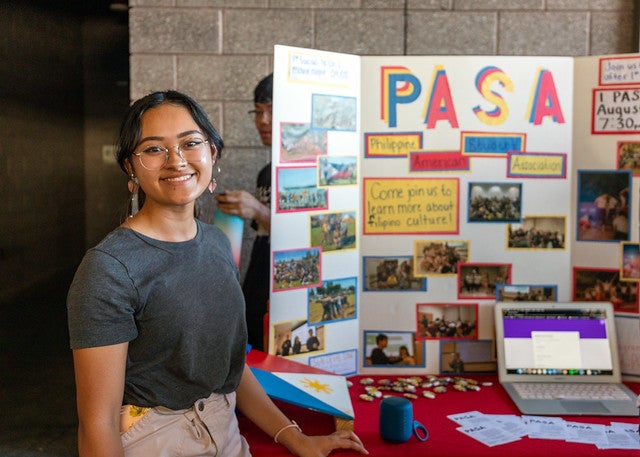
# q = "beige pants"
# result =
<box><xmin>120</xmin><ymin>392</ymin><xmax>251</xmax><ymax>457</ymax></box>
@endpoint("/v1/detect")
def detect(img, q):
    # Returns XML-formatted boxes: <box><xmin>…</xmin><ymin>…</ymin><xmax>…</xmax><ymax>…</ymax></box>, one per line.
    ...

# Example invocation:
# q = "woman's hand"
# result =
<box><xmin>279</xmin><ymin>428</ymin><xmax>368</xmax><ymax>457</ymax></box>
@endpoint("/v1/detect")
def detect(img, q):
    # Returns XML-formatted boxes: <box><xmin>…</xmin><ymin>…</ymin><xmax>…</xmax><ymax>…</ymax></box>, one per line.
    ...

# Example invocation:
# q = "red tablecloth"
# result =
<box><xmin>238</xmin><ymin>374</ymin><xmax>640</xmax><ymax>457</ymax></box>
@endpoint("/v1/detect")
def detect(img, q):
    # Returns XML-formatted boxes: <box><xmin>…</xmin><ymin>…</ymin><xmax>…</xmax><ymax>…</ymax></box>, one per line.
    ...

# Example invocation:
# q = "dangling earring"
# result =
<box><xmin>128</xmin><ymin>174</ymin><xmax>139</xmax><ymax>217</ymax></box>
<box><xmin>208</xmin><ymin>164</ymin><xmax>221</xmax><ymax>194</ymax></box>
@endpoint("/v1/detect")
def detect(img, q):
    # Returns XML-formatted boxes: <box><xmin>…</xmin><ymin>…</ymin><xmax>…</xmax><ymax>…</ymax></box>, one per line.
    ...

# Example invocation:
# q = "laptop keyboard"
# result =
<box><xmin>513</xmin><ymin>383</ymin><xmax>631</xmax><ymax>400</ymax></box>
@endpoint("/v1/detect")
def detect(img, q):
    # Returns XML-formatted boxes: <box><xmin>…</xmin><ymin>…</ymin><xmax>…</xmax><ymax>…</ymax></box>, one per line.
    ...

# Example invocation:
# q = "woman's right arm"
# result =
<box><xmin>73</xmin><ymin>342</ymin><xmax>128</xmax><ymax>457</ymax></box>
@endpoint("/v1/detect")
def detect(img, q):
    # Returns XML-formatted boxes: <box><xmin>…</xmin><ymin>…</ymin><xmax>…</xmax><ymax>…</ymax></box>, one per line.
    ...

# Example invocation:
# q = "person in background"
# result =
<box><xmin>67</xmin><ymin>90</ymin><xmax>367</xmax><ymax>457</ymax></box>
<box><xmin>449</xmin><ymin>352</ymin><xmax>465</xmax><ymax>373</ymax></box>
<box><xmin>398</xmin><ymin>345</ymin><xmax>416</xmax><ymax>365</ymax></box>
<box><xmin>216</xmin><ymin>74</ymin><xmax>272</xmax><ymax>351</ymax></box>
<box><xmin>281</xmin><ymin>333</ymin><xmax>292</xmax><ymax>356</ymax></box>
<box><xmin>306</xmin><ymin>328</ymin><xmax>320</xmax><ymax>352</ymax></box>
<box><xmin>369</xmin><ymin>334</ymin><xmax>401</xmax><ymax>365</ymax></box>
<box><xmin>292</xmin><ymin>335</ymin><xmax>302</xmax><ymax>354</ymax></box>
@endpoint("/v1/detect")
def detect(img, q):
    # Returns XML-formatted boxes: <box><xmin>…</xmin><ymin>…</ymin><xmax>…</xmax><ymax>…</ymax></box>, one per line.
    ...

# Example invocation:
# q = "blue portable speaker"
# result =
<box><xmin>379</xmin><ymin>396</ymin><xmax>429</xmax><ymax>443</ymax></box>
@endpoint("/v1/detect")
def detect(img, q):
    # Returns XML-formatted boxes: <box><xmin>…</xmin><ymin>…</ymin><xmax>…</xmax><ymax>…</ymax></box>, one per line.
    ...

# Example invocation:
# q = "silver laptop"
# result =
<box><xmin>494</xmin><ymin>301</ymin><xmax>638</xmax><ymax>416</ymax></box>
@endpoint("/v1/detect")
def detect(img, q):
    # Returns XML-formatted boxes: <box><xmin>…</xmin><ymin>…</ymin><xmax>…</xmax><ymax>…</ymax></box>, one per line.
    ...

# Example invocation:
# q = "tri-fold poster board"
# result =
<box><xmin>266</xmin><ymin>45</ymin><xmax>640</xmax><ymax>380</ymax></box>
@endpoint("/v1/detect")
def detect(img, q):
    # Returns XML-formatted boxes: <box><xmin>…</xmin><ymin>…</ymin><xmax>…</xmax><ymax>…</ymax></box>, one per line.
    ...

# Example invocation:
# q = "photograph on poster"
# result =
<box><xmin>439</xmin><ymin>339</ymin><xmax>496</xmax><ymax>374</ymax></box>
<box><xmin>506</xmin><ymin>215</ymin><xmax>566</xmax><ymax>249</ymax></box>
<box><xmin>309</xmin><ymin>211</ymin><xmax>356</xmax><ymax>252</ymax></box>
<box><xmin>308</xmin><ymin>276</ymin><xmax>357</xmax><ymax>325</ymax></box>
<box><xmin>276</xmin><ymin>166</ymin><xmax>328</xmax><ymax>213</ymax></box>
<box><xmin>272</xmin><ymin>319</ymin><xmax>325</xmax><ymax>357</ymax></box>
<box><xmin>280</xmin><ymin>122</ymin><xmax>328</xmax><ymax>163</ymax></box>
<box><xmin>573</xmin><ymin>267</ymin><xmax>639</xmax><ymax>314</ymax></box>
<box><xmin>495</xmin><ymin>284</ymin><xmax>558</xmax><ymax>302</ymax></box>
<box><xmin>413</xmin><ymin>239</ymin><xmax>469</xmax><ymax>276</ymax></box>
<box><xmin>468</xmin><ymin>182</ymin><xmax>522</xmax><ymax>223</ymax></box>
<box><xmin>273</xmin><ymin>247</ymin><xmax>321</xmax><ymax>292</ymax></box>
<box><xmin>457</xmin><ymin>263</ymin><xmax>511</xmax><ymax>299</ymax></box>
<box><xmin>363</xmin><ymin>330</ymin><xmax>424</xmax><ymax>368</ymax></box>
<box><xmin>616</xmin><ymin>141</ymin><xmax>640</xmax><ymax>176</ymax></box>
<box><xmin>318</xmin><ymin>156</ymin><xmax>357</xmax><ymax>186</ymax></box>
<box><xmin>311</xmin><ymin>94</ymin><xmax>357</xmax><ymax>131</ymax></box>
<box><xmin>577</xmin><ymin>170</ymin><xmax>631</xmax><ymax>242</ymax></box>
<box><xmin>362</xmin><ymin>256</ymin><xmax>426</xmax><ymax>291</ymax></box>
<box><xmin>416</xmin><ymin>303</ymin><xmax>478</xmax><ymax>340</ymax></box>
<box><xmin>621</xmin><ymin>242</ymin><xmax>640</xmax><ymax>283</ymax></box>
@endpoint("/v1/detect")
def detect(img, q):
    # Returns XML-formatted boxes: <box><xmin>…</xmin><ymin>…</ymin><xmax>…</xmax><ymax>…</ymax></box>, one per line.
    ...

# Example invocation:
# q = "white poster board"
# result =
<box><xmin>268</xmin><ymin>46</ymin><xmax>640</xmax><ymax>379</ymax></box>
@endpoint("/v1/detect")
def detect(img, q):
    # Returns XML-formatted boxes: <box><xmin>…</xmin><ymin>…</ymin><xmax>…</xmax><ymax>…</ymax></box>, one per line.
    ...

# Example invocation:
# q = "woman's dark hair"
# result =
<box><xmin>254</xmin><ymin>73</ymin><xmax>273</xmax><ymax>104</ymax></box>
<box><xmin>116</xmin><ymin>90</ymin><xmax>224</xmax><ymax>174</ymax></box>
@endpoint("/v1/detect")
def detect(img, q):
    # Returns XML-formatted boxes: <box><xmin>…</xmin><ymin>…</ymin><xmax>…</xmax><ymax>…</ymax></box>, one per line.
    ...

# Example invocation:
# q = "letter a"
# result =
<box><xmin>528</xmin><ymin>69</ymin><xmax>565</xmax><ymax>125</ymax></box>
<box><xmin>423</xmin><ymin>66</ymin><xmax>459</xmax><ymax>129</ymax></box>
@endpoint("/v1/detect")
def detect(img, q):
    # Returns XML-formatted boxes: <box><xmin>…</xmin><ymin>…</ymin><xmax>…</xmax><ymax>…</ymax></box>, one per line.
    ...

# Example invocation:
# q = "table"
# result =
<box><xmin>238</xmin><ymin>374</ymin><xmax>640</xmax><ymax>457</ymax></box>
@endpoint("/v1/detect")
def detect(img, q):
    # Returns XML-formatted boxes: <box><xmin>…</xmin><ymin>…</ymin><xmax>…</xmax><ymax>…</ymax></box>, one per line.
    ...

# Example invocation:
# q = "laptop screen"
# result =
<box><xmin>500</xmin><ymin>304</ymin><xmax>614</xmax><ymax>377</ymax></box>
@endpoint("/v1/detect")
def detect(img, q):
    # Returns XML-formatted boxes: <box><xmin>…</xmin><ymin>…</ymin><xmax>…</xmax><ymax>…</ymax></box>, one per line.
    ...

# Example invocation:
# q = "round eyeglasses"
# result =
<box><xmin>248</xmin><ymin>108</ymin><xmax>272</xmax><ymax>121</ymax></box>
<box><xmin>133</xmin><ymin>138</ymin><xmax>210</xmax><ymax>170</ymax></box>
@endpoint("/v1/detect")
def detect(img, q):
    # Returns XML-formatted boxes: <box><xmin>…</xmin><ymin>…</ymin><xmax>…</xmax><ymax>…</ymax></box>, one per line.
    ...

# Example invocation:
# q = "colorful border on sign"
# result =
<box><xmin>460</xmin><ymin>131</ymin><xmax>526</xmax><ymax>157</ymax></box>
<box><xmin>363</xmin><ymin>177</ymin><xmax>460</xmax><ymax>235</ymax></box>
<box><xmin>599</xmin><ymin>56</ymin><xmax>640</xmax><ymax>86</ymax></box>
<box><xmin>591</xmin><ymin>87</ymin><xmax>640</xmax><ymax>135</ymax></box>
<box><xmin>409</xmin><ymin>150</ymin><xmax>471</xmax><ymax>173</ymax></box>
<box><xmin>506</xmin><ymin>152</ymin><xmax>567</xmax><ymax>179</ymax></box>
<box><xmin>364</xmin><ymin>131</ymin><xmax>423</xmax><ymax>158</ymax></box>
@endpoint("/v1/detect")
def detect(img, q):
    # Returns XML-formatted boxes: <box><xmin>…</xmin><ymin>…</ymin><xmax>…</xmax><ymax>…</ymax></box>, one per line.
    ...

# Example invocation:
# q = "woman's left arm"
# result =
<box><xmin>235</xmin><ymin>365</ymin><xmax>368</xmax><ymax>457</ymax></box>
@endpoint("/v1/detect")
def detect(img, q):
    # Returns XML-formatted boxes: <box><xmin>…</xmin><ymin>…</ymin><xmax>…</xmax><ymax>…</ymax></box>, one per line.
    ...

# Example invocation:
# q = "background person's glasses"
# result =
<box><xmin>133</xmin><ymin>138</ymin><xmax>209</xmax><ymax>170</ymax></box>
<box><xmin>248</xmin><ymin>108</ymin><xmax>272</xmax><ymax>121</ymax></box>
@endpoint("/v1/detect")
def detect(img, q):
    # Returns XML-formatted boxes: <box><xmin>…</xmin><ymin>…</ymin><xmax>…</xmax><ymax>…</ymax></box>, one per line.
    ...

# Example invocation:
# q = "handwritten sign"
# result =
<box><xmin>308</xmin><ymin>349</ymin><xmax>358</xmax><ymax>376</ymax></box>
<box><xmin>507</xmin><ymin>152</ymin><xmax>566</xmax><ymax>178</ymax></box>
<box><xmin>410</xmin><ymin>151</ymin><xmax>470</xmax><ymax>172</ymax></box>
<box><xmin>288</xmin><ymin>51</ymin><xmax>354</xmax><ymax>86</ymax></box>
<box><xmin>365</xmin><ymin>132</ymin><xmax>422</xmax><ymax>158</ymax></box>
<box><xmin>363</xmin><ymin>178</ymin><xmax>459</xmax><ymax>235</ymax></box>
<box><xmin>592</xmin><ymin>88</ymin><xmax>640</xmax><ymax>134</ymax></box>
<box><xmin>461</xmin><ymin>131</ymin><xmax>526</xmax><ymax>156</ymax></box>
<box><xmin>599</xmin><ymin>56</ymin><xmax>640</xmax><ymax>85</ymax></box>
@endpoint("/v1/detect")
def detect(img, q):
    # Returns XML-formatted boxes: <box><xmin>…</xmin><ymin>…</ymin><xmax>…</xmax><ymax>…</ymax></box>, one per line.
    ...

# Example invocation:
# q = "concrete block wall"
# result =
<box><xmin>128</xmin><ymin>0</ymin><xmax>637</xmax><ymax>277</ymax></box>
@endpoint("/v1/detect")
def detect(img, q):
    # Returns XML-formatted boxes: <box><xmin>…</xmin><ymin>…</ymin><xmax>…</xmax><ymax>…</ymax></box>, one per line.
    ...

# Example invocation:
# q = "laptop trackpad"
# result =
<box><xmin>560</xmin><ymin>400</ymin><xmax>608</xmax><ymax>414</ymax></box>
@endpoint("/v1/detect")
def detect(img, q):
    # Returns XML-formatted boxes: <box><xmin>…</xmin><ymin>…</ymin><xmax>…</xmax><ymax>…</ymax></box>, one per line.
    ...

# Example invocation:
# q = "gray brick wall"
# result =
<box><xmin>128</xmin><ymin>0</ymin><xmax>638</xmax><ymax>278</ymax></box>
<box><xmin>1</xmin><ymin>1</ymin><xmax>637</xmax><ymax>301</ymax></box>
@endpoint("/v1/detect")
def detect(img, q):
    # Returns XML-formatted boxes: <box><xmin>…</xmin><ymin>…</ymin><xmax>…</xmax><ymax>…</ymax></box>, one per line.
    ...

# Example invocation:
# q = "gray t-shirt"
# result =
<box><xmin>67</xmin><ymin>219</ymin><xmax>247</xmax><ymax>410</ymax></box>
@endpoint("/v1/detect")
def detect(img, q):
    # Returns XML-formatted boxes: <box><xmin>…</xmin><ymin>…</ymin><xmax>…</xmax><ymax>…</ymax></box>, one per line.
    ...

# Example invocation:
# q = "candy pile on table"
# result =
<box><xmin>350</xmin><ymin>376</ymin><xmax>493</xmax><ymax>402</ymax></box>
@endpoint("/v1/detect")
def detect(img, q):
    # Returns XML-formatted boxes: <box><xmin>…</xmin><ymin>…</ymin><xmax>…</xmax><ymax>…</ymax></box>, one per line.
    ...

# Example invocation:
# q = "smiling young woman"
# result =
<box><xmin>66</xmin><ymin>90</ymin><xmax>368</xmax><ymax>457</ymax></box>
